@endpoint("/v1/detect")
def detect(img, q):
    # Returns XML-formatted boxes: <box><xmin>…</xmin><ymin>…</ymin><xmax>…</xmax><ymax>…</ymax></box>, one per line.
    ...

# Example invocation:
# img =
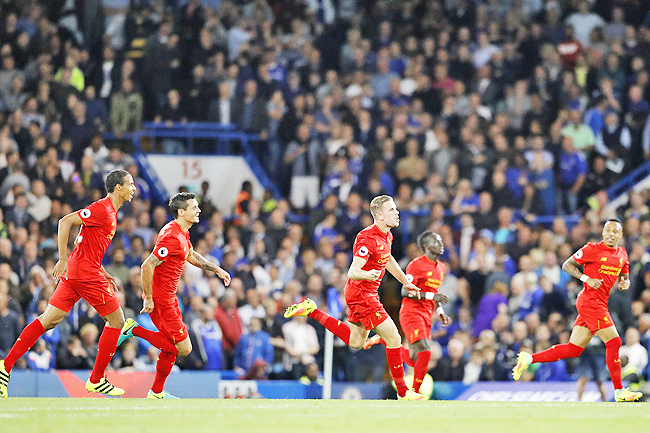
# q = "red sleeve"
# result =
<box><xmin>353</xmin><ymin>231</ymin><xmax>373</xmax><ymax>259</ymax></box>
<box><xmin>152</xmin><ymin>234</ymin><xmax>176</xmax><ymax>262</ymax></box>
<box><xmin>622</xmin><ymin>251</ymin><xmax>630</xmax><ymax>274</ymax></box>
<box><xmin>77</xmin><ymin>201</ymin><xmax>106</xmax><ymax>227</ymax></box>
<box><xmin>573</xmin><ymin>243</ymin><xmax>596</xmax><ymax>265</ymax></box>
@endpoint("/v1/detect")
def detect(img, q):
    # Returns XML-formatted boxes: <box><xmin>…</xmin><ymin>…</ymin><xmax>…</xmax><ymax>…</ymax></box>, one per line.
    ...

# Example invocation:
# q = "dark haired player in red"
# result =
<box><xmin>118</xmin><ymin>192</ymin><xmax>231</xmax><ymax>399</ymax></box>
<box><xmin>0</xmin><ymin>169</ymin><xmax>136</xmax><ymax>398</ymax></box>
<box><xmin>364</xmin><ymin>230</ymin><xmax>451</xmax><ymax>394</ymax></box>
<box><xmin>284</xmin><ymin>195</ymin><xmax>429</xmax><ymax>400</ymax></box>
<box><xmin>513</xmin><ymin>218</ymin><xmax>643</xmax><ymax>402</ymax></box>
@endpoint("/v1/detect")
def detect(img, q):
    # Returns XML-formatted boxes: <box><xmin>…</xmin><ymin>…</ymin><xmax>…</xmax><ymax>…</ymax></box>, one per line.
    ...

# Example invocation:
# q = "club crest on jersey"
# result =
<box><xmin>601</xmin><ymin>257</ymin><xmax>608</xmax><ymax>261</ymax></box>
<box><xmin>574</xmin><ymin>249</ymin><xmax>583</xmax><ymax>259</ymax></box>
<box><xmin>358</xmin><ymin>246</ymin><xmax>369</xmax><ymax>256</ymax></box>
<box><xmin>80</xmin><ymin>209</ymin><xmax>91</xmax><ymax>218</ymax></box>
<box><xmin>158</xmin><ymin>247</ymin><xmax>169</xmax><ymax>258</ymax></box>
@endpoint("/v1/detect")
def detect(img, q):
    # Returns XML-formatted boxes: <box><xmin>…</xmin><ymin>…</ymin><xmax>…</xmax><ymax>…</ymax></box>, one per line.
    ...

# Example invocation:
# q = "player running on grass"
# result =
<box><xmin>513</xmin><ymin>218</ymin><xmax>643</xmax><ymax>402</ymax></box>
<box><xmin>364</xmin><ymin>230</ymin><xmax>451</xmax><ymax>395</ymax></box>
<box><xmin>1</xmin><ymin>169</ymin><xmax>136</xmax><ymax>398</ymax></box>
<box><xmin>284</xmin><ymin>195</ymin><xmax>429</xmax><ymax>400</ymax></box>
<box><xmin>117</xmin><ymin>192</ymin><xmax>231</xmax><ymax>399</ymax></box>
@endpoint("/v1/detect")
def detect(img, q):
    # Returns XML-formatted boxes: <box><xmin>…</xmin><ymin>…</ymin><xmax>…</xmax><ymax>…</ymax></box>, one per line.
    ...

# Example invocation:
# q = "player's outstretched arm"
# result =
<box><xmin>187</xmin><ymin>248</ymin><xmax>231</xmax><ymax>286</ymax></box>
<box><xmin>347</xmin><ymin>256</ymin><xmax>380</xmax><ymax>281</ymax></box>
<box><xmin>386</xmin><ymin>255</ymin><xmax>420</xmax><ymax>297</ymax></box>
<box><xmin>140</xmin><ymin>253</ymin><xmax>162</xmax><ymax>313</ymax></box>
<box><xmin>52</xmin><ymin>211</ymin><xmax>84</xmax><ymax>280</ymax></box>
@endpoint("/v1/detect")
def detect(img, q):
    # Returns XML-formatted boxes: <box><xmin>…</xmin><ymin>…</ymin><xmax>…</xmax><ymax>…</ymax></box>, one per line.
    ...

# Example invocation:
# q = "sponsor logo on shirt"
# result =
<box><xmin>598</xmin><ymin>264</ymin><xmax>621</xmax><ymax>276</ymax></box>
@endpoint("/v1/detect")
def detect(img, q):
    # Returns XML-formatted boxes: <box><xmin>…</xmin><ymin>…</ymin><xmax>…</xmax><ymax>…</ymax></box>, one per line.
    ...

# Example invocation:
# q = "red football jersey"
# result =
<box><xmin>345</xmin><ymin>224</ymin><xmax>393</xmax><ymax>298</ymax></box>
<box><xmin>67</xmin><ymin>196</ymin><xmax>117</xmax><ymax>280</ymax></box>
<box><xmin>151</xmin><ymin>220</ymin><xmax>192</xmax><ymax>306</ymax></box>
<box><xmin>401</xmin><ymin>255</ymin><xmax>446</xmax><ymax>313</ymax></box>
<box><xmin>573</xmin><ymin>241</ymin><xmax>629</xmax><ymax>309</ymax></box>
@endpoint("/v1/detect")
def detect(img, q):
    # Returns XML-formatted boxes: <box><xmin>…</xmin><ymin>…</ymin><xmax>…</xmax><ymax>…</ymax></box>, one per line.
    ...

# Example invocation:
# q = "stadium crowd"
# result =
<box><xmin>1</xmin><ymin>0</ymin><xmax>650</xmax><ymax>392</ymax></box>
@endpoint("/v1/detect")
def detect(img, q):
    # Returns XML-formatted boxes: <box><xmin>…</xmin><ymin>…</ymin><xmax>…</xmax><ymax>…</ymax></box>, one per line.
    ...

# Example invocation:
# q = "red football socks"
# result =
<box><xmin>3</xmin><ymin>319</ymin><xmax>45</xmax><ymax>372</ymax></box>
<box><xmin>401</xmin><ymin>346</ymin><xmax>415</xmax><ymax>367</ymax></box>
<box><xmin>386</xmin><ymin>347</ymin><xmax>408</xmax><ymax>397</ymax></box>
<box><xmin>412</xmin><ymin>350</ymin><xmax>431</xmax><ymax>393</ymax></box>
<box><xmin>151</xmin><ymin>351</ymin><xmax>176</xmax><ymax>394</ymax></box>
<box><xmin>308</xmin><ymin>309</ymin><xmax>350</xmax><ymax>346</ymax></box>
<box><xmin>133</xmin><ymin>326</ymin><xmax>178</xmax><ymax>356</ymax></box>
<box><xmin>605</xmin><ymin>337</ymin><xmax>623</xmax><ymax>389</ymax></box>
<box><xmin>90</xmin><ymin>326</ymin><xmax>120</xmax><ymax>383</ymax></box>
<box><xmin>531</xmin><ymin>342</ymin><xmax>583</xmax><ymax>363</ymax></box>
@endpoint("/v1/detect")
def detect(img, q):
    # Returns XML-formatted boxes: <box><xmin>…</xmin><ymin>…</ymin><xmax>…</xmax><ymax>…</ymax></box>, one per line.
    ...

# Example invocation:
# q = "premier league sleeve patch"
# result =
<box><xmin>80</xmin><ymin>209</ymin><xmax>91</xmax><ymax>219</ymax></box>
<box><xmin>574</xmin><ymin>249</ymin><xmax>583</xmax><ymax>260</ymax></box>
<box><xmin>158</xmin><ymin>247</ymin><xmax>169</xmax><ymax>258</ymax></box>
<box><xmin>358</xmin><ymin>246</ymin><xmax>369</xmax><ymax>256</ymax></box>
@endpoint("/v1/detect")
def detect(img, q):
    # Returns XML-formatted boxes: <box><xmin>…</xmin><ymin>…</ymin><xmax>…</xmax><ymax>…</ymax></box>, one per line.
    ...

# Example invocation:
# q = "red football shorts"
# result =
<box><xmin>399</xmin><ymin>299</ymin><xmax>435</xmax><ymax>344</ymax></box>
<box><xmin>149</xmin><ymin>302</ymin><xmax>188</xmax><ymax>344</ymax></box>
<box><xmin>345</xmin><ymin>287</ymin><xmax>389</xmax><ymax>330</ymax></box>
<box><xmin>574</xmin><ymin>300</ymin><xmax>614</xmax><ymax>334</ymax></box>
<box><xmin>49</xmin><ymin>277</ymin><xmax>120</xmax><ymax>317</ymax></box>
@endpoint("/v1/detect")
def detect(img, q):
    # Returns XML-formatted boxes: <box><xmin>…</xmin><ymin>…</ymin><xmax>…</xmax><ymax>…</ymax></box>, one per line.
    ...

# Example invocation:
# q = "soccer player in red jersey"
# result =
<box><xmin>117</xmin><ymin>192</ymin><xmax>231</xmax><ymax>399</ymax></box>
<box><xmin>284</xmin><ymin>195</ymin><xmax>429</xmax><ymax>400</ymax></box>
<box><xmin>513</xmin><ymin>218</ymin><xmax>643</xmax><ymax>402</ymax></box>
<box><xmin>0</xmin><ymin>169</ymin><xmax>136</xmax><ymax>398</ymax></box>
<box><xmin>364</xmin><ymin>231</ymin><xmax>451</xmax><ymax>394</ymax></box>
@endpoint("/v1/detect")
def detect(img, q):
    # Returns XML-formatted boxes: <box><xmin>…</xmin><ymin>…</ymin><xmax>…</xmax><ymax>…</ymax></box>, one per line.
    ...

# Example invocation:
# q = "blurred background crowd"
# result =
<box><xmin>1</xmin><ymin>0</ymin><xmax>650</xmax><ymax>394</ymax></box>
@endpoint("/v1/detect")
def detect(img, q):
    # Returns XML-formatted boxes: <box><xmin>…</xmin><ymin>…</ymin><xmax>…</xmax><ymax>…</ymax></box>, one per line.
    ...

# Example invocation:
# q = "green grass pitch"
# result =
<box><xmin>0</xmin><ymin>398</ymin><xmax>648</xmax><ymax>433</ymax></box>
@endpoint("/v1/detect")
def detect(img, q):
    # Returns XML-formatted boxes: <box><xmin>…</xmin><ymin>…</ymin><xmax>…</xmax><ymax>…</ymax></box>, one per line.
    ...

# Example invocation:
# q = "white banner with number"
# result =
<box><xmin>146</xmin><ymin>155</ymin><xmax>264</xmax><ymax>215</ymax></box>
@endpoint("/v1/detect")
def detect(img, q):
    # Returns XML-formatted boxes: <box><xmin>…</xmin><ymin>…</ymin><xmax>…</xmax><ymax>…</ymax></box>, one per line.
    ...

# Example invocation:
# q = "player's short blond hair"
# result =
<box><xmin>370</xmin><ymin>195</ymin><xmax>393</xmax><ymax>218</ymax></box>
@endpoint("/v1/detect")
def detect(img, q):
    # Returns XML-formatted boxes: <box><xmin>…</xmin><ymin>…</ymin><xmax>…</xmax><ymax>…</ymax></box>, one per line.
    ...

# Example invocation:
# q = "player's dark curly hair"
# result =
<box><xmin>417</xmin><ymin>230</ymin><xmax>435</xmax><ymax>251</ymax></box>
<box><xmin>169</xmin><ymin>192</ymin><xmax>196</xmax><ymax>217</ymax></box>
<box><xmin>606</xmin><ymin>218</ymin><xmax>622</xmax><ymax>226</ymax></box>
<box><xmin>104</xmin><ymin>169</ymin><xmax>130</xmax><ymax>193</ymax></box>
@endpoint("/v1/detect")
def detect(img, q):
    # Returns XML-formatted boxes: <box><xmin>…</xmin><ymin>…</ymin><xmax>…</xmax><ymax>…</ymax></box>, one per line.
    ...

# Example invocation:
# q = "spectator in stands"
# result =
<box><xmin>110</xmin><ymin>78</ymin><xmax>143</xmax><ymax>138</ymax></box>
<box><xmin>232</xmin><ymin>79</ymin><xmax>268</xmax><ymax>137</ymax></box>
<box><xmin>620</xmin><ymin>327</ymin><xmax>648</xmax><ymax>375</ymax></box>
<box><xmin>26</xmin><ymin>338</ymin><xmax>52</xmax><ymax>371</ymax></box>
<box><xmin>284</xmin><ymin>123</ymin><xmax>323</xmax><ymax>213</ymax></box>
<box><xmin>282</xmin><ymin>314</ymin><xmax>319</xmax><ymax>380</ymax></box>
<box><xmin>234</xmin><ymin>317</ymin><xmax>273</xmax><ymax>380</ymax></box>
<box><xmin>56</xmin><ymin>335</ymin><xmax>93</xmax><ymax>370</ymax></box>
<box><xmin>478</xmin><ymin>344</ymin><xmax>509</xmax><ymax>382</ymax></box>
<box><xmin>191</xmin><ymin>305</ymin><xmax>223</xmax><ymax>371</ymax></box>
<box><xmin>213</xmin><ymin>289</ymin><xmax>243</xmax><ymax>369</ymax></box>
<box><xmin>0</xmin><ymin>285</ymin><xmax>21</xmax><ymax>358</ymax></box>
<box><xmin>431</xmin><ymin>337</ymin><xmax>466</xmax><ymax>382</ymax></box>
<box><xmin>238</xmin><ymin>288</ymin><xmax>266</xmax><ymax>330</ymax></box>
